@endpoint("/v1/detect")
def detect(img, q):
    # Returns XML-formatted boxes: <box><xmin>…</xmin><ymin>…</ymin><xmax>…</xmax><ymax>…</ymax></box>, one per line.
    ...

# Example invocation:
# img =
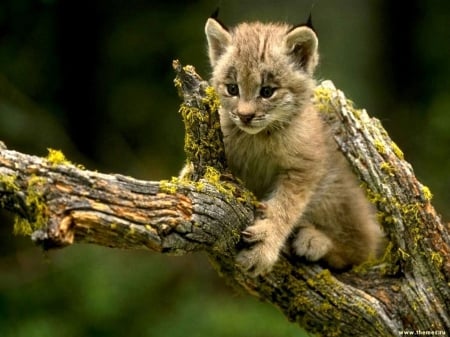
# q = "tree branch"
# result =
<box><xmin>1</xmin><ymin>62</ymin><xmax>449</xmax><ymax>336</ymax></box>
<box><xmin>0</xmin><ymin>146</ymin><xmax>254</xmax><ymax>254</ymax></box>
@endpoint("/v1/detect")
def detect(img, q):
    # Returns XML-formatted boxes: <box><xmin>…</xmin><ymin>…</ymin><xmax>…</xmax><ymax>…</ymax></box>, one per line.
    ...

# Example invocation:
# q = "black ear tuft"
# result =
<box><xmin>209</xmin><ymin>7</ymin><xmax>229</xmax><ymax>31</ymax></box>
<box><xmin>306</xmin><ymin>13</ymin><xmax>314</xmax><ymax>31</ymax></box>
<box><xmin>210</xmin><ymin>7</ymin><xmax>220</xmax><ymax>19</ymax></box>
<box><xmin>288</xmin><ymin>13</ymin><xmax>317</xmax><ymax>36</ymax></box>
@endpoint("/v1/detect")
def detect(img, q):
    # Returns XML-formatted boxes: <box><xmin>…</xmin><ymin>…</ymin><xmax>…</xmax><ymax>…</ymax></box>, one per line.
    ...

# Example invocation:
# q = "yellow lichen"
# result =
<box><xmin>431</xmin><ymin>252</ymin><xmax>444</xmax><ymax>268</ymax></box>
<box><xmin>400</xmin><ymin>202</ymin><xmax>420</xmax><ymax>222</ymax></box>
<box><xmin>46</xmin><ymin>148</ymin><xmax>70</xmax><ymax>166</ymax></box>
<box><xmin>203</xmin><ymin>85</ymin><xmax>221</xmax><ymax>113</ymax></box>
<box><xmin>159</xmin><ymin>178</ymin><xmax>179</xmax><ymax>194</ymax></box>
<box><xmin>421</xmin><ymin>185</ymin><xmax>433</xmax><ymax>201</ymax></box>
<box><xmin>374</xmin><ymin>140</ymin><xmax>386</xmax><ymax>155</ymax></box>
<box><xmin>13</xmin><ymin>217</ymin><xmax>33</xmax><ymax>236</ymax></box>
<box><xmin>380</xmin><ymin>162</ymin><xmax>395</xmax><ymax>176</ymax></box>
<box><xmin>398</xmin><ymin>248</ymin><xmax>410</xmax><ymax>259</ymax></box>
<box><xmin>390</xmin><ymin>141</ymin><xmax>404</xmax><ymax>160</ymax></box>
<box><xmin>313</xmin><ymin>86</ymin><xmax>334</xmax><ymax>114</ymax></box>
<box><xmin>362</xmin><ymin>183</ymin><xmax>387</xmax><ymax>205</ymax></box>
<box><xmin>202</xmin><ymin>166</ymin><xmax>235</xmax><ymax>201</ymax></box>
<box><xmin>203</xmin><ymin>166</ymin><xmax>221</xmax><ymax>184</ymax></box>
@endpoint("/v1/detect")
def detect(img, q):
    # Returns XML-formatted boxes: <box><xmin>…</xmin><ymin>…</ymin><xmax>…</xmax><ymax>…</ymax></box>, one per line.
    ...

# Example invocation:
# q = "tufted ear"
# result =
<box><xmin>205</xmin><ymin>18</ymin><xmax>231</xmax><ymax>67</ymax></box>
<box><xmin>284</xmin><ymin>25</ymin><xmax>319</xmax><ymax>74</ymax></box>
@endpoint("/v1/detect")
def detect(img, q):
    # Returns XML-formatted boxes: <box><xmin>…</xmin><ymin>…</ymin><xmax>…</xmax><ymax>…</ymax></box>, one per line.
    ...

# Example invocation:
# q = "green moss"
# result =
<box><xmin>1</xmin><ymin>168</ymin><xmax>49</xmax><ymax>236</ymax></box>
<box><xmin>0</xmin><ymin>174</ymin><xmax>26</xmax><ymax>234</ymax></box>
<box><xmin>179</xmin><ymin>105</ymin><xmax>199</xmax><ymax>164</ymax></box>
<box><xmin>378</xmin><ymin>241</ymin><xmax>399</xmax><ymax>272</ymax></box>
<box><xmin>159</xmin><ymin>178</ymin><xmax>179</xmax><ymax>194</ymax></box>
<box><xmin>202</xmin><ymin>166</ymin><xmax>235</xmax><ymax>201</ymax></box>
<box><xmin>159</xmin><ymin>174</ymin><xmax>208</xmax><ymax>195</ymax></box>
<box><xmin>397</xmin><ymin>248</ymin><xmax>410</xmax><ymax>259</ymax></box>
<box><xmin>400</xmin><ymin>202</ymin><xmax>420</xmax><ymax>223</ymax></box>
<box><xmin>202</xmin><ymin>166</ymin><xmax>257</xmax><ymax>205</ymax></box>
<box><xmin>13</xmin><ymin>175</ymin><xmax>48</xmax><ymax>236</ymax></box>
<box><xmin>299</xmin><ymin>267</ymin><xmax>383</xmax><ymax>334</ymax></box>
<box><xmin>375</xmin><ymin>196</ymin><xmax>443</xmax><ymax>270</ymax></box>
<box><xmin>352</xmin><ymin>241</ymin><xmax>400</xmax><ymax>276</ymax></box>
<box><xmin>203</xmin><ymin>166</ymin><xmax>221</xmax><ymax>184</ymax></box>
<box><xmin>179</xmin><ymin>98</ymin><xmax>225</xmax><ymax>171</ymax></box>
<box><xmin>0</xmin><ymin>173</ymin><xmax>20</xmax><ymax>192</ymax></box>
<box><xmin>361</xmin><ymin>178</ymin><xmax>436</xmax><ymax>271</ymax></box>
<box><xmin>430</xmin><ymin>251</ymin><xmax>444</xmax><ymax>268</ymax></box>
<box><xmin>46</xmin><ymin>148</ymin><xmax>86</xmax><ymax>169</ymax></box>
<box><xmin>13</xmin><ymin>217</ymin><xmax>32</xmax><ymax>236</ymax></box>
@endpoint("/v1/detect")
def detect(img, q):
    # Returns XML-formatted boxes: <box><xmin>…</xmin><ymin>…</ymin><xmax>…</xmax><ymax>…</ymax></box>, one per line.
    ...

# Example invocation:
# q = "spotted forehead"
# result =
<box><xmin>231</xmin><ymin>22</ymin><xmax>288</xmax><ymax>60</ymax></box>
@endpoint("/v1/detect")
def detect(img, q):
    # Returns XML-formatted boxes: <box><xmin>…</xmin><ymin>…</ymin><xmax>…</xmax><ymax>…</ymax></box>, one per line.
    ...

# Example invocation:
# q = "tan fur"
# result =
<box><xmin>204</xmin><ymin>18</ymin><xmax>383</xmax><ymax>275</ymax></box>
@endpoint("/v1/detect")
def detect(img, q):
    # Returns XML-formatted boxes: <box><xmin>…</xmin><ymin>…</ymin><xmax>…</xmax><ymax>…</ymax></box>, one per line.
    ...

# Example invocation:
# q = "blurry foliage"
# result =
<box><xmin>0</xmin><ymin>247</ymin><xmax>302</xmax><ymax>337</ymax></box>
<box><xmin>0</xmin><ymin>0</ymin><xmax>449</xmax><ymax>336</ymax></box>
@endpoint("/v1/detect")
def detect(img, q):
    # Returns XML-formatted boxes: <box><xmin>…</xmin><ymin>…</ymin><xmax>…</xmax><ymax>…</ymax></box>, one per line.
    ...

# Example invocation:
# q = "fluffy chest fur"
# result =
<box><xmin>223</xmin><ymin>127</ymin><xmax>281</xmax><ymax>198</ymax></box>
<box><xmin>221</xmin><ymin>104</ymin><xmax>328</xmax><ymax>199</ymax></box>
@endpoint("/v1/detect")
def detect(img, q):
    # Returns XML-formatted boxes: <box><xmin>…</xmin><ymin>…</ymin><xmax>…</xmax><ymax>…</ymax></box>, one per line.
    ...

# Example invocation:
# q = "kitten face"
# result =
<box><xmin>205</xmin><ymin>19</ymin><xmax>319</xmax><ymax>134</ymax></box>
<box><xmin>215</xmin><ymin>61</ymin><xmax>303</xmax><ymax>135</ymax></box>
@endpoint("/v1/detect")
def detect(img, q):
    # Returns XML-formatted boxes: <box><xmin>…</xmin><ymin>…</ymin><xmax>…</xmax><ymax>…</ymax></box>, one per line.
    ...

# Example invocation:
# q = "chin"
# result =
<box><xmin>236</xmin><ymin>124</ymin><xmax>266</xmax><ymax>135</ymax></box>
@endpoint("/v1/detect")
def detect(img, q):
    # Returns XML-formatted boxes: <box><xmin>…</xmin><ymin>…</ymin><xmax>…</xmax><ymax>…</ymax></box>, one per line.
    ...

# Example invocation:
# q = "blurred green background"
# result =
<box><xmin>0</xmin><ymin>1</ymin><xmax>449</xmax><ymax>336</ymax></box>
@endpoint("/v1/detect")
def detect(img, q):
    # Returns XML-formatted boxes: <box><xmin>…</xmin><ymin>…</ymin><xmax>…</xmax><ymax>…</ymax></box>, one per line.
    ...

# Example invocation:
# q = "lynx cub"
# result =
<box><xmin>204</xmin><ymin>16</ymin><xmax>383</xmax><ymax>275</ymax></box>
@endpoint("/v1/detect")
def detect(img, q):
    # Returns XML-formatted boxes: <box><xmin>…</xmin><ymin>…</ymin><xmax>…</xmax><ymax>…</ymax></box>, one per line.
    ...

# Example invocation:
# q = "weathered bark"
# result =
<box><xmin>0</xmin><ymin>61</ymin><xmax>449</xmax><ymax>336</ymax></box>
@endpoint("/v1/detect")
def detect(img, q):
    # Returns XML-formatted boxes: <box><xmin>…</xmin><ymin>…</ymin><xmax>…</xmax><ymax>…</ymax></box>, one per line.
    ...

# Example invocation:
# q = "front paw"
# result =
<box><xmin>236</xmin><ymin>219</ymin><xmax>281</xmax><ymax>276</ymax></box>
<box><xmin>292</xmin><ymin>227</ymin><xmax>333</xmax><ymax>261</ymax></box>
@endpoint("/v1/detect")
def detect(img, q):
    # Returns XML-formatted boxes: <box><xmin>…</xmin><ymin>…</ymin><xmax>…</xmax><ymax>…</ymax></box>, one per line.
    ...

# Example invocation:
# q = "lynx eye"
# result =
<box><xmin>260</xmin><ymin>86</ymin><xmax>276</xmax><ymax>98</ymax></box>
<box><xmin>226</xmin><ymin>84</ymin><xmax>239</xmax><ymax>96</ymax></box>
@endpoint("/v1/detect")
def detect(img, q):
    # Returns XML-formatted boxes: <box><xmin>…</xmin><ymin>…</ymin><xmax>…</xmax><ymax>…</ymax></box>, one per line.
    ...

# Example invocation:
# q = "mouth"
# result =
<box><xmin>230</xmin><ymin>113</ymin><xmax>268</xmax><ymax>134</ymax></box>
